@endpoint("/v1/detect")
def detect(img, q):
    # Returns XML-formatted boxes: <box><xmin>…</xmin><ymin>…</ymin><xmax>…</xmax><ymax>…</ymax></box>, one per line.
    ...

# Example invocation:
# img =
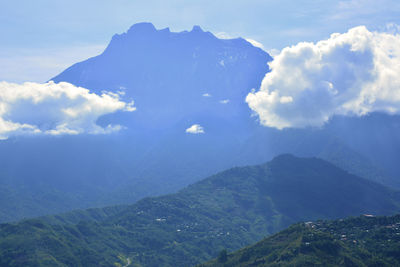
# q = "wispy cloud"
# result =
<box><xmin>245</xmin><ymin>38</ymin><xmax>265</xmax><ymax>50</ymax></box>
<box><xmin>0</xmin><ymin>45</ymin><xmax>106</xmax><ymax>83</ymax></box>
<box><xmin>215</xmin><ymin>32</ymin><xmax>235</xmax><ymax>39</ymax></box>
<box><xmin>327</xmin><ymin>0</ymin><xmax>400</xmax><ymax>26</ymax></box>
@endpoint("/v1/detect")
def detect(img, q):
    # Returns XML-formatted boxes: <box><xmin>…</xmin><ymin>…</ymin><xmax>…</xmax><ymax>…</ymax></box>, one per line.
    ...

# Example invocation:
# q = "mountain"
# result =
<box><xmin>2</xmin><ymin>22</ymin><xmax>400</xmax><ymax>223</ymax></box>
<box><xmin>52</xmin><ymin>22</ymin><xmax>271</xmax><ymax>129</ymax></box>
<box><xmin>200</xmin><ymin>214</ymin><xmax>400</xmax><ymax>267</ymax></box>
<box><xmin>1</xmin><ymin>155</ymin><xmax>399</xmax><ymax>266</ymax></box>
<box><xmin>48</xmin><ymin>22</ymin><xmax>400</xmax><ymax>190</ymax></box>
<box><xmin>0</xmin><ymin>23</ymin><xmax>271</xmax><ymax>222</ymax></box>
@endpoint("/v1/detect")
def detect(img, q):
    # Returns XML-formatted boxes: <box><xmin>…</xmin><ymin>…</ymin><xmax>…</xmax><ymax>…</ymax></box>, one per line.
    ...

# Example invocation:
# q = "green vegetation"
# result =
<box><xmin>200</xmin><ymin>214</ymin><xmax>400</xmax><ymax>267</ymax></box>
<box><xmin>0</xmin><ymin>155</ymin><xmax>399</xmax><ymax>266</ymax></box>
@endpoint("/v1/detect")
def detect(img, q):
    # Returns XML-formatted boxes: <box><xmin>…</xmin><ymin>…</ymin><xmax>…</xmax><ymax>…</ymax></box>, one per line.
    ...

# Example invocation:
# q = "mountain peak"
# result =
<box><xmin>127</xmin><ymin>22</ymin><xmax>156</xmax><ymax>34</ymax></box>
<box><xmin>125</xmin><ymin>23</ymin><xmax>205</xmax><ymax>35</ymax></box>
<box><xmin>191</xmin><ymin>25</ymin><xmax>204</xmax><ymax>32</ymax></box>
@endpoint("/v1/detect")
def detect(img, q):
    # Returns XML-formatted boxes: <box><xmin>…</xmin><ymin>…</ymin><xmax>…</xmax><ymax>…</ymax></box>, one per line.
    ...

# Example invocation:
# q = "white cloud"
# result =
<box><xmin>215</xmin><ymin>32</ymin><xmax>235</xmax><ymax>39</ymax></box>
<box><xmin>220</xmin><ymin>99</ymin><xmax>230</xmax><ymax>104</ymax></box>
<box><xmin>246</xmin><ymin>25</ymin><xmax>400</xmax><ymax>129</ymax></box>
<box><xmin>216</xmin><ymin>33</ymin><xmax>266</xmax><ymax>51</ymax></box>
<box><xmin>245</xmin><ymin>38</ymin><xmax>265</xmax><ymax>50</ymax></box>
<box><xmin>216</xmin><ymin>32</ymin><xmax>267</xmax><ymax>51</ymax></box>
<box><xmin>185</xmin><ymin>124</ymin><xmax>204</xmax><ymax>134</ymax></box>
<box><xmin>202</xmin><ymin>93</ymin><xmax>212</xmax><ymax>97</ymax></box>
<box><xmin>0</xmin><ymin>81</ymin><xmax>135</xmax><ymax>139</ymax></box>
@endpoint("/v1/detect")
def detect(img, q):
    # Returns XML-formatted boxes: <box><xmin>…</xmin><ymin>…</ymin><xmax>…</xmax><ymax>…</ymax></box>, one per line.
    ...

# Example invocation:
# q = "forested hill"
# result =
<box><xmin>201</xmin><ymin>214</ymin><xmax>400</xmax><ymax>267</ymax></box>
<box><xmin>1</xmin><ymin>155</ymin><xmax>399</xmax><ymax>266</ymax></box>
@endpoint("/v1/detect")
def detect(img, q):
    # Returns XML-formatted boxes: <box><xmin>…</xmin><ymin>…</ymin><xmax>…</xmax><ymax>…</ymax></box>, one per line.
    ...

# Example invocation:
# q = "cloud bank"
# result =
<box><xmin>186</xmin><ymin>124</ymin><xmax>204</xmax><ymax>134</ymax></box>
<box><xmin>0</xmin><ymin>81</ymin><xmax>135</xmax><ymax>139</ymax></box>
<box><xmin>246</xmin><ymin>26</ymin><xmax>400</xmax><ymax>129</ymax></box>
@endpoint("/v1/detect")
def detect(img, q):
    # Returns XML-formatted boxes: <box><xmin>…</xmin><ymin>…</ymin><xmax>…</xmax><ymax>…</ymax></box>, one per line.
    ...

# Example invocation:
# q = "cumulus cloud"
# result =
<box><xmin>202</xmin><ymin>93</ymin><xmax>212</xmax><ymax>97</ymax></box>
<box><xmin>220</xmin><ymin>99</ymin><xmax>230</xmax><ymax>104</ymax></box>
<box><xmin>246</xmin><ymin>25</ymin><xmax>400</xmax><ymax>129</ymax></box>
<box><xmin>0</xmin><ymin>81</ymin><xmax>135</xmax><ymax>139</ymax></box>
<box><xmin>185</xmin><ymin>124</ymin><xmax>204</xmax><ymax>134</ymax></box>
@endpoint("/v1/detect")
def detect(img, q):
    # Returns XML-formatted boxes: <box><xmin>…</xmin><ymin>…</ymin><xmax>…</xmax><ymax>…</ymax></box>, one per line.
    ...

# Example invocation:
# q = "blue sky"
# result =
<box><xmin>1</xmin><ymin>0</ymin><xmax>399</xmax><ymax>82</ymax></box>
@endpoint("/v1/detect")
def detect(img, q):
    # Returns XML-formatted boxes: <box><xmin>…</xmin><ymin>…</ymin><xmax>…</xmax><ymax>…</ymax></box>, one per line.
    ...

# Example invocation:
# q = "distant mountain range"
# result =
<box><xmin>201</xmin><ymin>214</ymin><xmax>400</xmax><ymax>266</ymax></box>
<box><xmin>1</xmin><ymin>23</ymin><xmax>400</xmax><ymax>223</ymax></box>
<box><xmin>1</xmin><ymin>155</ymin><xmax>399</xmax><ymax>266</ymax></box>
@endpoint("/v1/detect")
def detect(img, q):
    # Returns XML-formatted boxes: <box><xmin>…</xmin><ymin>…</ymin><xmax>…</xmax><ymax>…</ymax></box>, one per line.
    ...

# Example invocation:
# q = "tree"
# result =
<box><xmin>218</xmin><ymin>249</ymin><xmax>228</xmax><ymax>263</ymax></box>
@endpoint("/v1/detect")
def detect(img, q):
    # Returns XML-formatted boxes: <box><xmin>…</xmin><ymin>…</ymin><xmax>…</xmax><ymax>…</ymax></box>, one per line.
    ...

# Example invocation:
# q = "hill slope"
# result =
<box><xmin>0</xmin><ymin>155</ymin><xmax>399</xmax><ymax>266</ymax></box>
<box><xmin>201</xmin><ymin>215</ymin><xmax>400</xmax><ymax>267</ymax></box>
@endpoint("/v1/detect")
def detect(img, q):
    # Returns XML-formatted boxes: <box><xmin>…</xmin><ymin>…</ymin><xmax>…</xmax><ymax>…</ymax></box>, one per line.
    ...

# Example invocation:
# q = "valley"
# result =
<box><xmin>0</xmin><ymin>155</ymin><xmax>398</xmax><ymax>266</ymax></box>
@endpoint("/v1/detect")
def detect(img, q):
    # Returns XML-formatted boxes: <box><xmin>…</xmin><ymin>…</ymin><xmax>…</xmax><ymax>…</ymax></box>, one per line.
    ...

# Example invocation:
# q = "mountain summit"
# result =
<box><xmin>52</xmin><ymin>22</ymin><xmax>271</xmax><ymax>129</ymax></box>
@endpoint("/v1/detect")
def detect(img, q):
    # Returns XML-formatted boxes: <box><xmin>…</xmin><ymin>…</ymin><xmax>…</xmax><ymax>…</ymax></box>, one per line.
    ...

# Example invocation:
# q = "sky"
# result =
<box><xmin>1</xmin><ymin>0</ymin><xmax>400</xmax><ymax>83</ymax></box>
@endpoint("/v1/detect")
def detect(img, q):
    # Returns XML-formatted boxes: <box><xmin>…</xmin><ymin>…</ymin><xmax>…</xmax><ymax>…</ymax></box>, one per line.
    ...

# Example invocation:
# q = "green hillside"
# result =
<box><xmin>201</xmin><ymin>214</ymin><xmax>400</xmax><ymax>267</ymax></box>
<box><xmin>0</xmin><ymin>155</ymin><xmax>399</xmax><ymax>266</ymax></box>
